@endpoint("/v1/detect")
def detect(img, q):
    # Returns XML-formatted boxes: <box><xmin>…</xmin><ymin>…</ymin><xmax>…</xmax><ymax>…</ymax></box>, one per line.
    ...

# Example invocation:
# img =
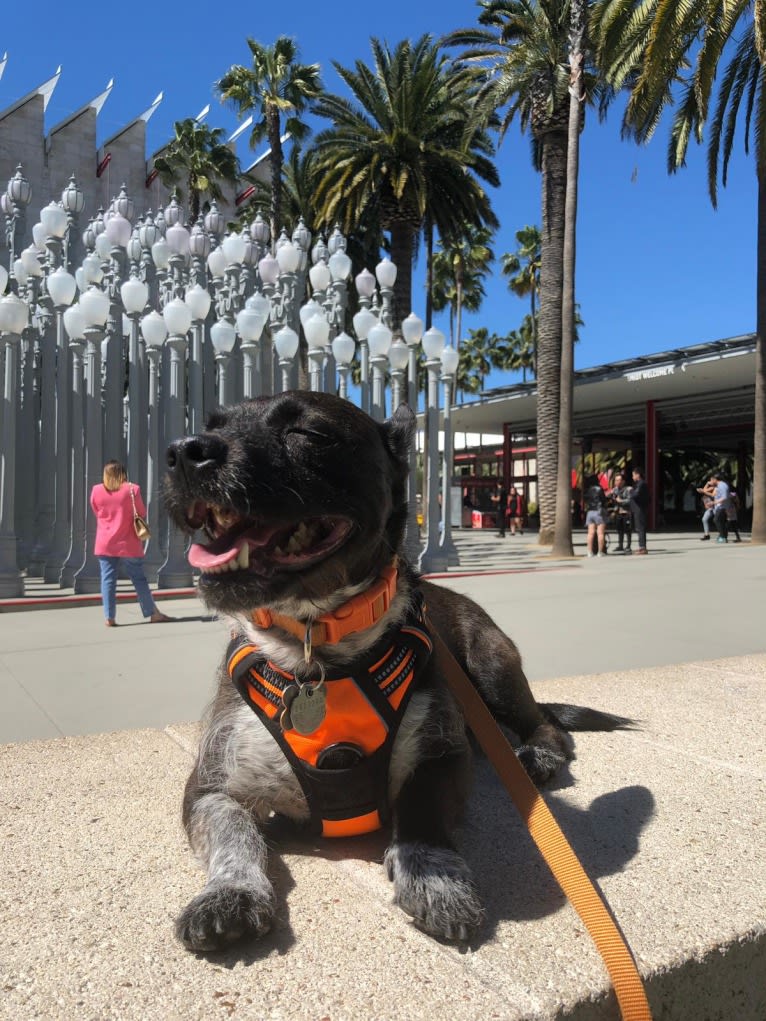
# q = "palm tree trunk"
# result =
<box><xmin>535</xmin><ymin>128</ymin><xmax>568</xmax><ymax>545</ymax></box>
<box><xmin>389</xmin><ymin>220</ymin><xmax>414</xmax><ymax>333</ymax></box>
<box><xmin>552</xmin><ymin>0</ymin><xmax>586</xmax><ymax>558</ymax></box>
<box><xmin>425</xmin><ymin>216</ymin><xmax>434</xmax><ymax>330</ymax></box>
<box><xmin>752</xmin><ymin>167</ymin><xmax>766</xmax><ymax>543</ymax></box>
<box><xmin>455</xmin><ymin>264</ymin><xmax>463</xmax><ymax>351</ymax></box>
<box><xmin>267</xmin><ymin>110</ymin><xmax>283</xmax><ymax>246</ymax></box>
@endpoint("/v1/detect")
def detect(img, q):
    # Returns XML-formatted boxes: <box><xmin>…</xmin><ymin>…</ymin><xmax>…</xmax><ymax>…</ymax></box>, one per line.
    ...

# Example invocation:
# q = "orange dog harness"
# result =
<box><xmin>227</xmin><ymin>603</ymin><xmax>432</xmax><ymax>838</ymax></box>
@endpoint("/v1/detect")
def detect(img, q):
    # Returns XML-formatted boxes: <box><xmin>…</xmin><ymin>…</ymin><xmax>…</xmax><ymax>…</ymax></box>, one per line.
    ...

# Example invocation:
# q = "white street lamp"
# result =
<box><xmin>79</xmin><ymin>286</ymin><xmax>110</xmax><ymax>327</ymax></box>
<box><xmin>163</xmin><ymin>297</ymin><xmax>192</xmax><ymax>337</ymax></box>
<box><xmin>207</xmin><ymin>246</ymin><xmax>227</xmax><ymax>280</ymax></box>
<box><xmin>120</xmin><ymin>277</ymin><xmax>148</xmax><ymax>316</ymax></box>
<box><xmin>141</xmin><ymin>310</ymin><xmax>168</xmax><ymax>349</ymax></box>
<box><xmin>46</xmin><ymin>267</ymin><xmax>77</xmax><ymax>308</ymax></box>
<box><xmin>274</xmin><ymin>325</ymin><xmax>299</xmax><ymax>392</ymax></box>
<box><xmin>40</xmin><ymin>202</ymin><xmax>68</xmax><ymax>240</ymax></box>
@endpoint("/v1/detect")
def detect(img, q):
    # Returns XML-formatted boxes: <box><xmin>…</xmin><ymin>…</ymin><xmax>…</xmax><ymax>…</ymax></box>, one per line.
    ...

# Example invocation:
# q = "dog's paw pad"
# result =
<box><xmin>384</xmin><ymin>843</ymin><xmax>483</xmax><ymax>942</ymax></box>
<box><xmin>516</xmin><ymin>744</ymin><xmax>566</xmax><ymax>784</ymax></box>
<box><xmin>176</xmin><ymin>882</ymin><xmax>275</xmax><ymax>952</ymax></box>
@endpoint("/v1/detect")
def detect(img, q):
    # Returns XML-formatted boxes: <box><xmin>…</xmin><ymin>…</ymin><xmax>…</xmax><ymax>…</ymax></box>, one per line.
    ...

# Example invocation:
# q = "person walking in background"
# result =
<box><xmin>508</xmin><ymin>485</ymin><xmax>525</xmax><ymax>535</ymax></box>
<box><xmin>609</xmin><ymin>471</ymin><xmax>633</xmax><ymax>552</ymax></box>
<box><xmin>630</xmin><ymin>467</ymin><xmax>650</xmax><ymax>555</ymax></box>
<box><xmin>90</xmin><ymin>460</ymin><xmax>173</xmax><ymax>627</ymax></box>
<box><xmin>697</xmin><ymin>479</ymin><xmax>718</xmax><ymax>541</ymax></box>
<box><xmin>710</xmin><ymin>471</ymin><xmax>733</xmax><ymax>543</ymax></box>
<box><xmin>583</xmin><ymin>474</ymin><xmax>608</xmax><ymax>557</ymax></box>
<box><xmin>491</xmin><ymin>480</ymin><xmax>508</xmax><ymax>537</ymax></box>
<box><xmin>727</xmin><ymin>487</ymin><xmax>743</xmax><ymax>542</ymax></box>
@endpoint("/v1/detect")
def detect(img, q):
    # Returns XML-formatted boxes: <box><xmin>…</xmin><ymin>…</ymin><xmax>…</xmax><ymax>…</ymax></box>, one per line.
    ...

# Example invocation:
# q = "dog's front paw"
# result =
<box><xmin>384</xmin><ymin>842</ymin><xmax>483</xmax><ymax>942</ymax></box>
<box><xmin>516</xmin><ymin>743</ymin><xmax>566</xmax><ymax>784</ymax></box>
<box><xmin>176</xmin><ymin>881</ymin><xmax>275</xmax><ymax>952</ymax></box>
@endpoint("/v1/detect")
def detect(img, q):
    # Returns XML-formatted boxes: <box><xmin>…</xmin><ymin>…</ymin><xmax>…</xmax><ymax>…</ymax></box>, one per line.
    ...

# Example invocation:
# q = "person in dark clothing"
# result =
<box><xmin>608</xmin><ymin>471</ymin><xmax>632</xmax><ymax>552</ymax></box>
<box><xmin>629</xmin><ymin>467</ymin><xmax>650</xmax><ymax>554</ymax></box>
<box><xmin>491</xmin><ymin>481</ymin><xmax>508</xmax><ymax>537</ymax></box>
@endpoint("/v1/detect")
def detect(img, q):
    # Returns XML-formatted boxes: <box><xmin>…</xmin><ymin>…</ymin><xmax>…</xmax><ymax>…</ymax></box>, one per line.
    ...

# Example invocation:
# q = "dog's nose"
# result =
<box><xmin>166</xmin><ymin>435</ymin><xmax>227</xmax><ymax>477</ymax></box>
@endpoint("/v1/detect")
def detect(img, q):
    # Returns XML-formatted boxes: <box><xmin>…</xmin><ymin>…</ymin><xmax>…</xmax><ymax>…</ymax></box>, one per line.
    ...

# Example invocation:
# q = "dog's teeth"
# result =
<box><xmin>212</xmin><ymin>506</ymin><xmax>238</xmax><ymax>529</ymax></box>
<box><xmin>274</xmin><ymin>545</ymin><xmax>284</xmax><ymax>556</ymax></box>
<box><xmin>237</xmin><ymin>544</ymin><xmax>250</xmax><ymax>569</ymax></box>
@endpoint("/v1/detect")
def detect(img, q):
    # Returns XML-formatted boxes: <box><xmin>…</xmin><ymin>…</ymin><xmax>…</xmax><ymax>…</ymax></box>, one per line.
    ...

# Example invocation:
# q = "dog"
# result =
<box><xmin>163</xmin><ymin>390</ymin><xmax>630</xmax><ymax>952</ymax></box>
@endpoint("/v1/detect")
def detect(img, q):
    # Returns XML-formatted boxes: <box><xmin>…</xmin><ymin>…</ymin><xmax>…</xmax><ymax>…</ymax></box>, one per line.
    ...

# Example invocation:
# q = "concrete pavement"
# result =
<box><xmin>1</xmin><ymin>530</ymin><xmax>764</xmax><ymax>1019</ymax></box>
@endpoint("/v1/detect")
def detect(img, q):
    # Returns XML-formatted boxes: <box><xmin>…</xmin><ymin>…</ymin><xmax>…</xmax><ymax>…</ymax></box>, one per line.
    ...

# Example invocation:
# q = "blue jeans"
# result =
<box><xmin>701</xmin><ymin>507</ymin><xmax>716</xmax><ymax>535</ymax></box>
<box><xmin>98</xmin><ymin>556</ymin><xmax>157</xmax><ymax>620</ymax></box>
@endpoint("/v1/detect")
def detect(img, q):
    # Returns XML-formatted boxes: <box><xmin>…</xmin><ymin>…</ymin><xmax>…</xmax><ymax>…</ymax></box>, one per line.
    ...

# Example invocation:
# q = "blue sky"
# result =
<box><xmin>2</xmin><ymin>0</ymin><xmax>757</xmax><ymax>387</ymax></box>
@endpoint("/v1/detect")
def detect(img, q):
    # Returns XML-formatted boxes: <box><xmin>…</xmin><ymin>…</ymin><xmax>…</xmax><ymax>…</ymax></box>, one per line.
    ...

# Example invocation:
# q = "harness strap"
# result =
<box><xmin>427</xmin><ymin>618</ymin><xmax>653</xmax><ymax>1021</ymax></box>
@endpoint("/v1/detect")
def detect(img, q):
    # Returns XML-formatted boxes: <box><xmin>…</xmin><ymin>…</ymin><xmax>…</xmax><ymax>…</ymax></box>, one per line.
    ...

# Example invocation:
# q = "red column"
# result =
<box><xmin>645</xmin><ymin>400</ymin><xmax>658</xmax><ymax>530</ymax></box>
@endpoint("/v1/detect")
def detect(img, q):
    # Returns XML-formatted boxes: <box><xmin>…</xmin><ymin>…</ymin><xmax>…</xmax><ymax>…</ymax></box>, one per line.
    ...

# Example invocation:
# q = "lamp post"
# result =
<box><xmin>353</xmin><ymin>269</ymin><xmax>376</xmax><ymax>414</ymax></box>
<box><xmin>375</xmin><ymin>258</ymin><xmax>397</xmax><ymax>328</ymax></box>
<box><xmin>157</xmin><ymin>297</ymin><xmax>193</xmax><ymax>589</ymax></box>
<box><xmin>368</xmin><ymin>320</ymin><xmax>392</xmax><ymax>421</ymax></box>
<box><xmin>211</xmin><ymin>317</ymin><xmax>237</xmax><ymax>407</ymax></box>
<box><xmin>5</xmin><ymin>166</ymin><xmax>32</xmax><ymax>283</ymax></box>
<box><xmin>401</xmin><ymin>312</ymin><xmax>424</xmax><ymax>563</ymax></box>
<box><xmin>140</xmin><ymin>310</ymin><xmax>167</xmax><ymax>583</ymax></box>
<box><xmin>304</xmin><ymin>311</ymin><xmax>331</xmax><ymax>392</ymax></box>
<box><xmin>103</xmin><ymin>209</ymin><xmax>133</xmax><ymax>462</ymax></box>
<box><xmin>439</xmin><ymin>345</ymin><xmax>460</xmax><ymax>567</ymax></box>
<box><xmin>0</xmin><ymin>292</ymin><xmax>29</xmax><ymax>596</ymax></box>
<box><xmin>331</xmin><ymin>331</ymin><xmax>355</xmax><ymax>399</ymax></box>
<box><xmin>120</xmin><ymin>275</ymin><xmax>149</xmax><ymax>488</ymax></box>
<box><xmin>388</xmin><ymin>338</ymin><xmax>409</xmax><ymax>409</ymax></box>
<box><xmin>237</xmin><ymin>301</ymin><xmax>268</xmax><ymax>399</ymax></box>
<box><xmin>418</xmin><ymin>326</ymin><xmax>448</xmax><ymax>574</ymax></box>
<box><xmin>73</xmin><ymin>286</ymin><xmax>111</xmax><ymax>593</ymax></box>
<box><xmin>44</xmin><ymin>263</ymin><xmax>77</xmax><ymax>582</ymax></box>
<box><xmin>60</xmin><ymin>303</ymin><xmax>86</xmax><ymax>588</ymax></box>
<box><xmin>274</xmin><ymin>326</ymin><xmax>299</xmax><ymax>392</ymax></box>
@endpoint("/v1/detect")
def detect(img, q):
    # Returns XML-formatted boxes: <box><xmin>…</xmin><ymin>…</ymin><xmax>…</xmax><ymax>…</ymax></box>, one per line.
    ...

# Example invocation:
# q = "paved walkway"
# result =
<box><xmin>1</xmin><ymin>530</ymin><xmax>764</xmax><ymax>1020</ymax></box>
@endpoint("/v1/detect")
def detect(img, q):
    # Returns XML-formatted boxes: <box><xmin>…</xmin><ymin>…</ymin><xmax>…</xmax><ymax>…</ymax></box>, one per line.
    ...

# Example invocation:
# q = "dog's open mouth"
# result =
<box><xmin>185</xmin><ymin>502</ymin><xmax>353</xmax><ymax>576</ymax></box>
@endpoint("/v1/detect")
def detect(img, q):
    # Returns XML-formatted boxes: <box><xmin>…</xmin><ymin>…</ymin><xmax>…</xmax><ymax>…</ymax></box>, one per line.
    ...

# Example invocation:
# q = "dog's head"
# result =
<box><xmin>163</xmin><ymin>391</ymin><xmax>415</xmax><ymax>615</ymax></box>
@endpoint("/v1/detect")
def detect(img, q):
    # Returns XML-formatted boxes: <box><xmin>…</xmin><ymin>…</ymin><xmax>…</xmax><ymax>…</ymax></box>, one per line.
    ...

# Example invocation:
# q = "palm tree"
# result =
<box><xmin>153</xmin><ymin>119</ymin><xmax>240</xmax><ymax>223</ymax></box>
<box><xmin>593</xmin><ymin>0</ymin><xmax>766</xmax><ymax>543</ymax></box>
<box><xmin>552</xmin><ymin>0</ymin><xmax>588</xmax><ymax>558</ymax></box>
<box><xmin>431</xmin><ymin>225</ymin><xmax>495</xmax><ymax>346</ymax></box>
<box><xmin>495</xmin><ymin>316</ymin><xmax>537</xmax><ymax>380</ymax></box>
<box><xmin>217</xmin><ymin>36</ymin><xmax>322</xmax><ymax>245</ymax></box>
<box><xmin>458</xmin><ymin>327</ymin><xmax>498</xmax><ymax>395</ymax></box>
<box><xmin>312</xmin><ymin>36</ymin><xmax>499</xmax><ymax>332</ymax></box>
<box><xmin>445</xmin><ymin>1</ymin><xmax>605</xmax><ymax>544</ymax></box>
<box><xmin>502</xmin><ymin>224</ymin><xmax>541</xmax><ymax>373</ymax></box>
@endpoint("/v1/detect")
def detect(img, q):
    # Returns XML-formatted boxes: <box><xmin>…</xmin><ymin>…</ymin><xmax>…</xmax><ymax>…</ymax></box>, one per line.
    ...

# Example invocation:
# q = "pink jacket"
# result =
<box><xmin>90</xmin><ymin>483</ymin><xmax>148</xmax><ymax>558</ymax></box>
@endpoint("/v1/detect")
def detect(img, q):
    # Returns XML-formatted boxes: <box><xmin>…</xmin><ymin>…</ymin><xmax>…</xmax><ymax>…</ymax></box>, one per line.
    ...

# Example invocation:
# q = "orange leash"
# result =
<box><xmin>429</xmin><ymin>623</ymin><xmax>653</xmax><ymax>1021</ymax></box>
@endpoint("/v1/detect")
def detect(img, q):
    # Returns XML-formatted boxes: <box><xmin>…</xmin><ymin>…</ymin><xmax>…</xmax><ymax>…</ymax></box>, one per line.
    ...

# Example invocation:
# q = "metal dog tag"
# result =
<box><xmin>289</xmin><ymin>682</ymin><xmax>327</xmax><ymax>735</ymax></box>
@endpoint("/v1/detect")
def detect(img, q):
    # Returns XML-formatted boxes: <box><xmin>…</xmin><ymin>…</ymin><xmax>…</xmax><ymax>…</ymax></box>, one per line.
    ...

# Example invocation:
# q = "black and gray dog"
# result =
<box><xmin>163</xmin><ymin>391</ymin><xmax>629</xmax><ymax>952</ymax></box>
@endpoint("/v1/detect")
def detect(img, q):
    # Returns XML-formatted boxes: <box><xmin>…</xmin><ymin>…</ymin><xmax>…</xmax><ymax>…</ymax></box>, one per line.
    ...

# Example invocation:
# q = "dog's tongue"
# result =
<box><xmin>188</xmin><ymin>523</ymin><xmax>285</xmax><ymax>570</ymax></box>
<box><xmin>188</xmin><ymin>541</ymin><xmax>241</xmax><ymax>570</ymax></box>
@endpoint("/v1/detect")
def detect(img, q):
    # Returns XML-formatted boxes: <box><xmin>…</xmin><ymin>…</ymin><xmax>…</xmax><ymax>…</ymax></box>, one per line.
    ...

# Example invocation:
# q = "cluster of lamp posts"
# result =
<box><xmin>0</xmin><ymin>166</ymin><xmax>461</xmax><ymax>598</ymax></box>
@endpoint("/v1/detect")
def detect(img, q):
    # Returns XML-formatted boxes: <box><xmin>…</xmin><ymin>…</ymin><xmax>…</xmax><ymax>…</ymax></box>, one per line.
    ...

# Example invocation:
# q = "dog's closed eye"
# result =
<box><xmin>284</xmin><ymin>428</ymin><xmax>337</xmax><ymax>447</ymax></box>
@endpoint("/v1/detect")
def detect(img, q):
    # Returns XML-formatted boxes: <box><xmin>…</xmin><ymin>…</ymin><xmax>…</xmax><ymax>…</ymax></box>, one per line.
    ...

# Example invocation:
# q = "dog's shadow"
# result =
<box><xmin>464</xmin><ymin>756</ymin><xmax>655</xmax><ymax>944</ymax></box>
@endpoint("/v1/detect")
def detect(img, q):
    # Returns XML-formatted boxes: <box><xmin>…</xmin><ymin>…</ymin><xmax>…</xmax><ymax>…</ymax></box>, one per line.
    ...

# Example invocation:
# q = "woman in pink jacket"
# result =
<box><xmin>90</xmin><ymin>461</ymin><xmax>172</xmax><ymax>627</ymax></box>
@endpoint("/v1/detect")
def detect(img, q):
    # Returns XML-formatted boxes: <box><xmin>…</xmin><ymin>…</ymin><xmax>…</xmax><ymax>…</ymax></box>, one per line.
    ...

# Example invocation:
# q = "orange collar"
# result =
<box><xmin>251</xmin><ymin>565</ymin><xmax>398</xmax><ymax>647</ymax></box>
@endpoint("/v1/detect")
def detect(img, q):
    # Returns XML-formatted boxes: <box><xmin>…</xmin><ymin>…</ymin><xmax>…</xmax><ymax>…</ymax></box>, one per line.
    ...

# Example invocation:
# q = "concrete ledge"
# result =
<box><xmin>1</xmin><ymin>655</ymin><xmax>764</xmax><ymax>1020</ymax></box>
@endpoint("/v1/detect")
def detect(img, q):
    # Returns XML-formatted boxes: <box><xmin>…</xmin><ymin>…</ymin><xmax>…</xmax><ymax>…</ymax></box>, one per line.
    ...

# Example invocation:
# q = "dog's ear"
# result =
<box><xmin>383</xmin><ymin>403</ymin><xmax>416</xmax><ymax>464</ymax></box>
